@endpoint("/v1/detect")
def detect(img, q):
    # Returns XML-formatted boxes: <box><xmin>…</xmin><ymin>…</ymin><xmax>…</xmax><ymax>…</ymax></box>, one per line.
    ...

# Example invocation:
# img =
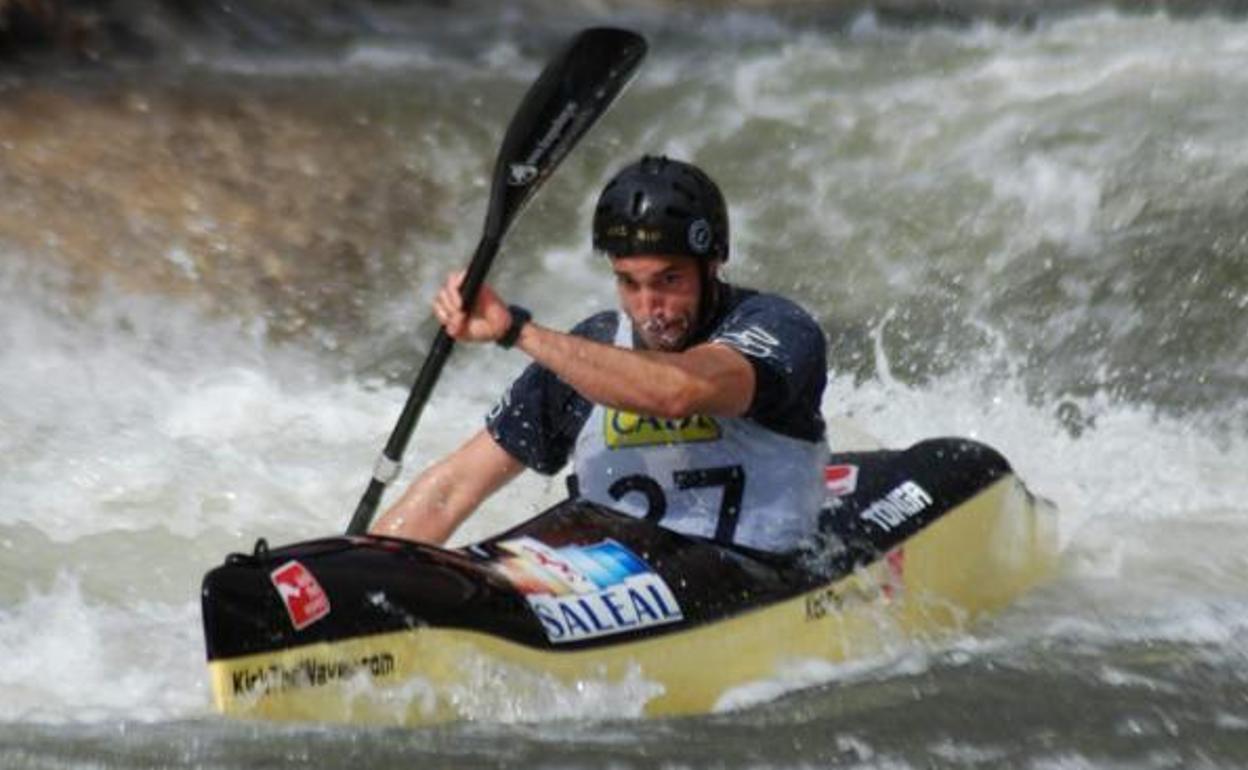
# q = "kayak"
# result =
<box><xmin>200</xmin><ymin>431</ymin><xmax>1059</xmax><ymax>725</ymax></box>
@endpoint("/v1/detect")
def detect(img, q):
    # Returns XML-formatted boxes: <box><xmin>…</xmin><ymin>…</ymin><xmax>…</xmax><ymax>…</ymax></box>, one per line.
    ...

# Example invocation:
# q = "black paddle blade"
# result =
<box><xmin>483</xmin><ymin>28</ymin><xmax>647</xmax><ymax>243</ymax></box>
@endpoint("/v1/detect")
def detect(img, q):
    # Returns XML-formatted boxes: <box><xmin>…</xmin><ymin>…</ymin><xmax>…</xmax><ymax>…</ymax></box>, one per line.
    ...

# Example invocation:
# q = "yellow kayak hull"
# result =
<box><xmin>208</xmin><ymin>474</ymin><xmax>1057</xmax><ymax>725</ymax></box>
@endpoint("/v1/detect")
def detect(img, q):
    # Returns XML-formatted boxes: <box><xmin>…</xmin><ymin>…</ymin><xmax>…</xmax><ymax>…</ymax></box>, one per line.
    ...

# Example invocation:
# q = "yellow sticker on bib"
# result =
<box><xmin>603</xmin><ymin>409</ymin><xmax>721</xmax><ymax>449</ymax></box>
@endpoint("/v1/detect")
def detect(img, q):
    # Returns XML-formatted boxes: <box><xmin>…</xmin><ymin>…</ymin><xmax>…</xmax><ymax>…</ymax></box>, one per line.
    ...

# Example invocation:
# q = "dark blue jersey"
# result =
<box><xmin>486</xmin><ymin>284</ymin><xmax>827</xmax><ymax>475</ymax></box>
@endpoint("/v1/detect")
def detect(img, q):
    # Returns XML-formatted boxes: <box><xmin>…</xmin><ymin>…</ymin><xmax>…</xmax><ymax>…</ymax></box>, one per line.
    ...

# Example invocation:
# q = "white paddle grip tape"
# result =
<box><xmin>373</xmin><ymin>454</ymin><xmax>402</xmax><ymax>485</ymax></box>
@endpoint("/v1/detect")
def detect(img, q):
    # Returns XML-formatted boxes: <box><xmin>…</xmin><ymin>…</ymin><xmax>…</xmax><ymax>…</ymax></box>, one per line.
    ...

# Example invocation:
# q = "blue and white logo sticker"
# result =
<box><xmin>687</xmin><ymin>218</ymin><xmax>712</xmax><ymax>254</ymax></box>
<box><xmin>493</xmin><ymin>537</ymin><xmax>684</xmax><ymax>644</ymax></box>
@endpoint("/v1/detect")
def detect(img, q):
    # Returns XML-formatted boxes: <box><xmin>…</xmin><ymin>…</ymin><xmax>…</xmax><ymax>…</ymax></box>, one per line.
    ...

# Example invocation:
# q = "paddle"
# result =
<box><xmin>346</xmin><ymin>27</ymin><xmax>648</xmax><ymax>536</ymax></box>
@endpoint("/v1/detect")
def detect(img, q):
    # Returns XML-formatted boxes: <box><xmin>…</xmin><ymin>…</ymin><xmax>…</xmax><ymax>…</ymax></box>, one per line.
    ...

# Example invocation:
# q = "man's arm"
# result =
<box><xmin>513</xmin><ymin>324</ymin><xmax>754</xmax><ymax>420</ymax></box>
<box><xmin>369</xmin><ymin>429</ymin><xmax>524</xmax><ymax>544</ymax></box>
<box><xmin>434</xmin><ymin>271</ymin><xmax>755</xmax><ymax>420</ymax></box>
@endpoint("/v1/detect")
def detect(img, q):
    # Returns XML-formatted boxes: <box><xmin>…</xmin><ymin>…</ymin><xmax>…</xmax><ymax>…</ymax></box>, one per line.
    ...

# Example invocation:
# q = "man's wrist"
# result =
<box><xmin>497</xmin><ymin>305</ymin><xmax>531</xmax><ymax>349</ymax></box>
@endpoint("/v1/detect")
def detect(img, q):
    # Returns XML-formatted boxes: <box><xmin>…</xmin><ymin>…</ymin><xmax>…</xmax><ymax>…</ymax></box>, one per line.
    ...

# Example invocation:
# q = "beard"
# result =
<box><xmin>636</xmin><ymin>312</ymin><xmax>693</xmax><ymax>352</ymax></box>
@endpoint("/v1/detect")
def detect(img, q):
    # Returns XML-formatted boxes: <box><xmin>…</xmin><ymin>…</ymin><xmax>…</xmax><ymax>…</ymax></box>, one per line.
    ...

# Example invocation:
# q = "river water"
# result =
<box><xmin>2</xmin><ymin>5</ymin><xmax>1247</xmax><ymax>768</ymax></box>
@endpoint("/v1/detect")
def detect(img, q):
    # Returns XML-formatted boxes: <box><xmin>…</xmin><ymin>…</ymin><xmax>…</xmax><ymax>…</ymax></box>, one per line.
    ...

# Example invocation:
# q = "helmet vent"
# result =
<box><xmin>629</xmin><ymin>190</ymin><xmax>647</xmax><ymax>220</ymax></box>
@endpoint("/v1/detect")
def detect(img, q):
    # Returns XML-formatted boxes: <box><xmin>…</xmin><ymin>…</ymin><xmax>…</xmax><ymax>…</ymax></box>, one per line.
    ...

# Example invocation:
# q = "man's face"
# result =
<box><xmin>612</xmin><ymin>254</ymin><xmax>712</xmax><ymax>352</ymax></box>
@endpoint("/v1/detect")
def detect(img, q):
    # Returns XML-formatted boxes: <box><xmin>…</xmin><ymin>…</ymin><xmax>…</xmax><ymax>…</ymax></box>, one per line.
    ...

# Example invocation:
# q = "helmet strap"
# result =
<box><xmin>691</xmin><ymin>260</ymin><xmax>725</xmax><ymax>345</ymax></box>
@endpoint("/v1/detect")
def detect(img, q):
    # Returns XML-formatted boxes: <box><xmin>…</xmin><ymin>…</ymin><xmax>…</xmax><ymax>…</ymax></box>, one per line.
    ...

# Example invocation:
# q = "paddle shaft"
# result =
<box><xmin>345</xmin><ymin>28</ymin><xmax>646</xmax><ymax>535</ymax></box>
<box><xmin>345</xmin><ymin>232</ymin><xmax>497</xmax><ymax>535</ymax></box>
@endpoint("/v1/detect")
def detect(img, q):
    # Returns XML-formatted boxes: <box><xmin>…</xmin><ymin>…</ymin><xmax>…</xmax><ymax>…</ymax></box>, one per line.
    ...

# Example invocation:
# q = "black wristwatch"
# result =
<box><xmin>497</xmin><ymin>305</ymin><xmax>531</xmax><ymax>349</ymax></box>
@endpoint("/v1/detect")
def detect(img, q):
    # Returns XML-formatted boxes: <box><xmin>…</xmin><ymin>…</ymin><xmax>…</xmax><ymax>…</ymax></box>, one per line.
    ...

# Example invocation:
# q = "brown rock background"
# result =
<box><xmin>0</xmin><ymin>80</ymin><xmax>442</xmax><ymax>342</ymax></box>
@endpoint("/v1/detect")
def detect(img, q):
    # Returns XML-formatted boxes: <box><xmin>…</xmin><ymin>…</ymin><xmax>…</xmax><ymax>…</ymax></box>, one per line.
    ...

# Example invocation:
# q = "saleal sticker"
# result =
<box><xmin>824</xmin><ymin>464</ymin><xmax>859</xmax><ymax>497</ymax></box>
<box><xmin>270</xmin><ymin>560</ymin><xmax>331</xmax><ymax>631</ymax></box>
<box><xmin>491</xmin><ymin>537</ymin><xmax>684</xmax><ymax>644</ymax></box>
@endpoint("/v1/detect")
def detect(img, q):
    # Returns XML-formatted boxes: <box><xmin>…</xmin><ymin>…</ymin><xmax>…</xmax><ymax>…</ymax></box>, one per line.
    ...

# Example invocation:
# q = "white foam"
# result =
<box><xmin>824</xmin><ymin>348</ymin><xmax>1248</xmax><ymax>549</ymax></box>
<box><xmin>714</xmin><ymin>647</ymin><xmax>932</xmax><ymax>714</ymax></box>
<box><xmin>342</xmin><ymin>42</ymin><xmax>440</xmax><ymax>73</ymax></box>
<box><xmin>0</xmin><ymin>574</ymin><xmax>206</xmax><ymax>723</ymax></box>
<box><xmin>928</xmin><ymin>739</ymin><xmax>1009</xmax><ymax>764</ymax></box>
<box><xmin>441</xmin><ymin>658</ymin><xmax>664</xmax><ymax>723</ymax></box>
<box><xmin>0</xmin><ymin>286</ymin><xmax>395</xmax><ymax>542</ymax></box>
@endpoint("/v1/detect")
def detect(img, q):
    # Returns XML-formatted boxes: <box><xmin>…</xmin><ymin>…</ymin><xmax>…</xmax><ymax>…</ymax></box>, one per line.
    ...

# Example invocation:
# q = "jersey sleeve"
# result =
<box><xmin>484</xmin><ymin>311</ymin><xmax>617</xmax><ymax>474</ymax></box>
<box><xmin>709</xmin><ymin>293</ymin><xmax>827</xmax><ymax>442</ymax></box>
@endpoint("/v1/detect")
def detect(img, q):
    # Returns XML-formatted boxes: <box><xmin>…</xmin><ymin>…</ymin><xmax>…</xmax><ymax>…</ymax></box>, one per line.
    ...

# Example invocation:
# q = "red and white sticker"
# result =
<box><xmin>824</xmin><ymin>464</ymin><xmax>859</xmax><ymax>497</ymax></box>
<box><xmin>270</xmin><ymin>560</ymin><xmax>331</xmax><ymax>631</ymax></box>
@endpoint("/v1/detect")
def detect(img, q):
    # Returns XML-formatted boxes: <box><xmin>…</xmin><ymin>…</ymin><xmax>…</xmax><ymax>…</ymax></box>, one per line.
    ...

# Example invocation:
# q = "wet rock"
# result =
<box><xmin>0</xmin><ymin>82</ymin><xmax>444</xmax><ymax>344</ymax></box>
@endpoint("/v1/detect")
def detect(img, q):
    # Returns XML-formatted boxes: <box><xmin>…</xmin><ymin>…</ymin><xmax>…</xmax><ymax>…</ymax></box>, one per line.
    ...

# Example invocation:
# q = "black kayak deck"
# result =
<box><xmin>202</xmin><ymin>437</ymin><xmax>1011</xmax><ymax>661</ymax></box>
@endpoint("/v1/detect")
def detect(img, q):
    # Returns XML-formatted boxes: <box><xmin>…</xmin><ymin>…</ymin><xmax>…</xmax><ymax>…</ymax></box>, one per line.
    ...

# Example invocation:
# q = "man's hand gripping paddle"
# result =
<box><xmin>346</xmin><ymin>28</ymin><xmax>648</xmax><ymax>535</ymax></box>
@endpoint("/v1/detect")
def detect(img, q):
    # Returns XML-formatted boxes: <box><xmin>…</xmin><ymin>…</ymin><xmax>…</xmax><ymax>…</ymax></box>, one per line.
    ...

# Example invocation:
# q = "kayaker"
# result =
<box><xmin>371</xmin><ymin>155</ymin><xmax>829</xmax><ymax>552</ymax></box>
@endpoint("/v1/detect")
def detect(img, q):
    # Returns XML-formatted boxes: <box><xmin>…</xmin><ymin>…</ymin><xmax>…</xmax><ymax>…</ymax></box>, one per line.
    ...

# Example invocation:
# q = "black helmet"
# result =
<box><xmin>592</xmin><ymin>156</ymin><xmax>729</xmax><ymax>262</ymax></box>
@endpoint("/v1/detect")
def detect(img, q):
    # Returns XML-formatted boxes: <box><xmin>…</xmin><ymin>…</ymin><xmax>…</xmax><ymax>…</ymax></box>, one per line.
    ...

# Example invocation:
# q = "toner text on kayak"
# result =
<box><xmin>859</xmin><ymin>481</ymin><xmax>934</xmax><ymax>532</ymax></box>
